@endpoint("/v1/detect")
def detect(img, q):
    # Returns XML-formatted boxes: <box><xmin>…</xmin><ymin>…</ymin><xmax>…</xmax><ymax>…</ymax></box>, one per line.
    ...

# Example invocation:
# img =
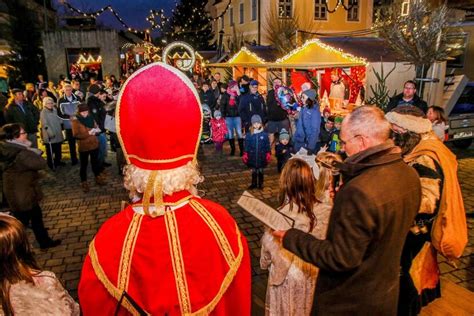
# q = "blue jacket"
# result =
<box><xmin>244</xmin><ymin>130</ymin><xmax>270</xmax><ymax>169</ymax></box>
<box><xmin>293</xmin><ymin>106</ymin><xmax>321</xmax><ymax>154</ymax></box>
<box><xmin>238</xmin><ymin>93</ymin><xmax>267</xmax><ymax>125</ymax></box>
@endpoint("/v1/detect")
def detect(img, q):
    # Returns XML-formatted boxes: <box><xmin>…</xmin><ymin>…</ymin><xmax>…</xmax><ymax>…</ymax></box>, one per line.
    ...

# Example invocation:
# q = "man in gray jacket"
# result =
<box><xmin>274</xmin><ymin>106</ymin><xmax>421</xmax><ymax>315</ymax></box>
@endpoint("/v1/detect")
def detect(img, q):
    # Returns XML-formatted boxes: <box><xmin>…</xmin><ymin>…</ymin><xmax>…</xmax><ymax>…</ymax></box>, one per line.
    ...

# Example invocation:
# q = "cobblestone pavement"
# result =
<box><xmin>19</xmin><ymin>141</ymin><xmax>474</xmax><ymax>314</ymax></box>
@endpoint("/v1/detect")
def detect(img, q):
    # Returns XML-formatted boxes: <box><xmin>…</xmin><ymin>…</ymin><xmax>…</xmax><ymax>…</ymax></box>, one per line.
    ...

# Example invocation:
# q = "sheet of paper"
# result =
<box><xmin>237</xmin><ymin>191</ymin><xmax>293</xmax><ymax>231</ymax></box>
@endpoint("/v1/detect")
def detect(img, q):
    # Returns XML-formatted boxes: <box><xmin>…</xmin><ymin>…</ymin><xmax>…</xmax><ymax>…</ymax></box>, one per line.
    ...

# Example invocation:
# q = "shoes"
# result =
<box><xmin>95</xmin><ymin>173</ymin><xmax>107</xmax><ymax>186</ymax></box>
<box><xmin>247</xmin><ymin>184</ymin><xmax>257</xmax><ymax>190</ymax></box>
<box><xmin>103</xmin><ymin>162</ymin><xmax>112</xmax><ymax>167</ymax></box>
<box><xmin>81</xmin><ymin>181</ymin><xmax>90</xmax><ymax>193</ymax></box>
<box><xmin>40</xmin><ymin>239</ymin><xmax>61</xmax><ymax>249</ymax></box>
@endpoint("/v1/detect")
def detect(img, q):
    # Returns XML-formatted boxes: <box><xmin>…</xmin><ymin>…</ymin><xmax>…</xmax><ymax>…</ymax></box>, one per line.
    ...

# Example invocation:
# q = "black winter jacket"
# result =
<box><xmin>386</xmin><ymin>93</ymin><xmax>428</xmax><ymax>113</ymax></box>
<box><xmin>220</xmin><ymin>93</ymin><xmax>240</xmax><ymax>118</ymax></box>
<box><xmin>266</xmin><ymin>89</ymin><xmax>288</xmax><ymax>122</ymax></box>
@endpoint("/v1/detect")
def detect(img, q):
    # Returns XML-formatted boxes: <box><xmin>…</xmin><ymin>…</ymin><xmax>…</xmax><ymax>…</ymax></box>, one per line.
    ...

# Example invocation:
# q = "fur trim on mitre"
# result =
<box><xmin>385</xmin><ymin>111</ymin><xmax>433</xmax><ymax>134</ymax></box>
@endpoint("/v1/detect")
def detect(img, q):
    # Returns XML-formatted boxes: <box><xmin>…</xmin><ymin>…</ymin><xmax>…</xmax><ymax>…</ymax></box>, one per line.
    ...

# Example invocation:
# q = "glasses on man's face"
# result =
<box><xmin>340</xmin><ymin>134</ymin><xmax>361</xmax><ymax>146</ymax></box>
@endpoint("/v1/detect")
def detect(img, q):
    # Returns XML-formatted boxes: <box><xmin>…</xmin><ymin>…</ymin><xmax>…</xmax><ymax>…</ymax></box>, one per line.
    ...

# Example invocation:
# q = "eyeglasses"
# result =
<box><xmin>340</xmin><ymin>134</ymin><xmax>361</xmax><ymax>146</ymax></box>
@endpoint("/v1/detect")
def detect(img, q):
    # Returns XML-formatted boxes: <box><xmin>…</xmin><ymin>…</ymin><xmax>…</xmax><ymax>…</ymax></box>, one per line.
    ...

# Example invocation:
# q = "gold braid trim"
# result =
<box><xmin>164</xmin><ymin>210</ymin><xmax>192</xmax><ymax>314</ymax></box>
<box><xmin>88</xmin><ymin>239</ymin><xmax>151</xmax><ymax>316</ymax></box>
<box><xmin>152</xmin><ymin>174</ymin><xmax>164</xmax><ymax>217</ymax></box>
<box><xmin>142</xmin><ymin>170</ymin><xmax>158</xmax><ymax>216</ymax></box>
<box><xmin>189</xmin><ymin>199</ymin><xmax>236</xmax><ymax>267</ymax></box>
<box><xmin>190</xmin><ymin>224</ymin><xmax>244</xmax><ymax>316</ymax></box>
<box><xmin>118</xmin><ymin>213</ymin><xmax>143</xmax><ymax>291</ymax></box>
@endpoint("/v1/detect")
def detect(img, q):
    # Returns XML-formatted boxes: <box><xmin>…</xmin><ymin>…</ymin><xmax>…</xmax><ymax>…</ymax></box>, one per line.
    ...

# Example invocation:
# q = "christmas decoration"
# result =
<box><xmin>274</xmin><ymin>85</ymin><xmax>300</xmax><ymax>115</ymax></box>
<box><xmin>162</xmin><ymin>41</ymin><xmax>196</xmax><ymax>72</ymax></box>
<box><xmin>366</xmin><ymin>63</ymin><xmax>397</xmax><ymax>112</ymax></box>
<box><xmin>168</xmin><ymin>0</ymin><xmax>214</xmax><ymax>50</ymax></box>
<box><xmin>374</xmin><ymin>0</ymin><xmax>461</xmax><ymax>93</ymax></box>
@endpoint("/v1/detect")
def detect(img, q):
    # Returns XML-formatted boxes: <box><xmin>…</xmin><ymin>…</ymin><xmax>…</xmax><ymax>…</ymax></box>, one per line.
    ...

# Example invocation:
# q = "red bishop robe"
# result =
<box><xmin>78</xmin><ymin>190</ymin><xmax>251</xmax><ymax>315</ymax></box>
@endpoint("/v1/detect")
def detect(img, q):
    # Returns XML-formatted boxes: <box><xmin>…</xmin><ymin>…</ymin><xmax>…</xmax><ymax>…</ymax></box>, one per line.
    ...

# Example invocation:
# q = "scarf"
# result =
<box><xmin>76</xmin><ymin>114</ymin><xmax>95</xmax><ymax>129</ymax></box>
<box><xmin>227</xmin><ymin>88</ymin><xmax>238</xmax><ymax>106</ymax></box>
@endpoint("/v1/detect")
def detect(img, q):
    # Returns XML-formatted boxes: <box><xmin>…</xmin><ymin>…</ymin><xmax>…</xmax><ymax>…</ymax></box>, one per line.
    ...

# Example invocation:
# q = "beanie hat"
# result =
<box><xmin>250</xmin><ymin>80</ymin><xmax>259</xmax><ymax>86</ymax></box>
<box><xmin>303</xmin><ymin>89</ymin><xmax>317</xmax><ymax>102</ymax></box>
<box><xmin>228</xmin><ymin>80</ymin><xmax>238</xmax><ymax>89</ymax></box>
<box><xmin>77</xmin><ymin>103</ymin><xmax>89</xmax><ymax>113</ymax></box>
<box><xmin>385</xmin><ymin>105</ymin><xmax>432</xmax><ymax>134</ymax></box>
<box><xmin>279</xmin><ymin>128</ymin><xmax>290</xmax><ymax>141</ymax></box>
<box><xmin>88</xmin><ymin>84</ymin><xmax>104</xmax><ymax>95</ymax></box>
<box><xmin>251</xmin><ymin>114</ymin><xmax>262</xmax><ymax>125</ymax></box>
<box><xmin>323</xmin><ymin>106</ymin><xmax>331</xmax><ymax>116</ymax></box>
<box><xmin>334</xmin><ymin>116</ymin><xmax>344</xmax><ymax>124</ymax></box>
<box><xmin>214</xmin><ymin>110</ymin><xmax>222</xmax><ymax>118</ymax></box>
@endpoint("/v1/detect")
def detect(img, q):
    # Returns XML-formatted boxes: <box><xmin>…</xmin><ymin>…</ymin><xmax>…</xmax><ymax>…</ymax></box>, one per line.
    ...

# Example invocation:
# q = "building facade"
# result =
<box><xmin>212</xmin><ymin>0</ymin><xmax>373</xmax><ymax>49</ymax></box>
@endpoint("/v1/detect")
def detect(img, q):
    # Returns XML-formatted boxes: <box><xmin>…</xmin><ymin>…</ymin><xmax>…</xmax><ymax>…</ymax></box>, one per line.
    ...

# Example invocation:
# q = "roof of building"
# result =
<box><xmin>318</xmin><ymin>37</ymin><xmax>406</xmax><ymax>62</ymax></box>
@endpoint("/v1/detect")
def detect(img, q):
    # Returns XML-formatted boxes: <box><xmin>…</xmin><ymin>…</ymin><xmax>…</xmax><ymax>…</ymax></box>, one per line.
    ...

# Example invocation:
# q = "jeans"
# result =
<box><xmin>79</xmin><ymin>148</ymin><xmax>101</xmax><ymax>182</ymax></box>
<box><xmin>225</xmin><ymin>116</ymin><xmax>242</xmax><ymax>139</ymax></box>
<box><xmin>97</xmin><ymin>133</ymin><xmax>107</xmax><ymax>164</ymax></box>
<box><xmin>65</xmin><ymin>129</ymin><xmax>78</xmax><ymax>163</ymax></box>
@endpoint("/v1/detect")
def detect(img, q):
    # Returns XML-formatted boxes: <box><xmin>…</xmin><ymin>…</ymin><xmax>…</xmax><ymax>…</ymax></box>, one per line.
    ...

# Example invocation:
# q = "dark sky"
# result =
<box><xmin>53</xmin><ymin>0</ymin><xmax>176</xmax><ymax>32</ymax></box>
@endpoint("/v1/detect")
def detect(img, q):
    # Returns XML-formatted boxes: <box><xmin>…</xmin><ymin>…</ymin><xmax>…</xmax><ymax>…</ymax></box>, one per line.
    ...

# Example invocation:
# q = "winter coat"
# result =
<box><xmin>239</xmin><ymin>93</ymin><xmax>267</xmax><ymax>126</ymax></box>
<box><xmin>4</xmin><ymin>100</ymin><xmax>40</xmax><ymax>134</ymax></box>
<box><xmin>386</xmin><ymin>93</ymin><xmax>428</xmax><ymax>113</ymax></box>
<box><xmin>87</xmin><ymin>95</ymin><xmax>106</xmax><ymax>131</ymax></box>
<box><xmin>275</xmin><ymin>142</ymin><xmax>293</xmax><ymax>165</ymax></box>
<box><xmin>220</xmin><ymin>93</ymin><xmax>240</xmax><ymax>118</ymax></box>
<box><xmin>266</xmin><ymin>89</ymin><xmax>289</xmax><ymax>122</ymax></box>
<box><xmin>40</xmin><ymin>108</ymin><xmax>64</xmax><ymax>144</ymax></box>
<box><xmin>244</xmin><ymin>130</ymin><xmax>270</xmax><ymax>169</ymax></box>
<box><xmin>71</xmin><ymin>118</ymin><xmax>99</xmax><ymax>152</ymax></box>
<box><xmin>210</xmin><ymin>118</ymin><xmax>227</xmax><ymax>143</ymax></box>
<box><xmin>283</xmin><ymin>141</ymin><xmax>421</xmax><ymax>315</ymax></box>
<box><xmin>294</xmin><ymin>106</ymin><xmax>321</xmax><ymax>154</ymax></box>
<box><xmin>200</xmin><ymin>89</ymin><xmax>217</xmax><ymax>112</ymax></box>
<box><xmin>0</xmin><ymin>141</ymin><xmax>47</xmax><ymax>212</ymax></box>
<box><xmin>57</xmin><ymin>94</ymin><xmax>80</xmax><ymax>129</ymax></box>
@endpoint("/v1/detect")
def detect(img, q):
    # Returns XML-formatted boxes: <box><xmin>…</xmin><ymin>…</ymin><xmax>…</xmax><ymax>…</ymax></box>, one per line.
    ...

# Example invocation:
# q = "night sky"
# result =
<box><xmin>53</xmin><ymin>0</ymin><xmax>176</xmax><ymax>32</ymax></box>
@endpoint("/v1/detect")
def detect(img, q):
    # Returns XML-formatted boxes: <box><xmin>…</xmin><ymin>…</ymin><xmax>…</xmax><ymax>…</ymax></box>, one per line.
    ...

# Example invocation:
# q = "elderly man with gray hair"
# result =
<box><xmin>273</xmin><ymin>106</ymin><xmax>421</xmax><ymax>315</ymax></box>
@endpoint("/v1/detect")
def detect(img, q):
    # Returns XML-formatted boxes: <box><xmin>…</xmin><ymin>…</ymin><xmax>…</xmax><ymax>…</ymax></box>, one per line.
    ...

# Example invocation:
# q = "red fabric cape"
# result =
<box><xmin>78</xmin><ymin>191</ymin><xmax>251</xmax><ymax>315</ymax></box>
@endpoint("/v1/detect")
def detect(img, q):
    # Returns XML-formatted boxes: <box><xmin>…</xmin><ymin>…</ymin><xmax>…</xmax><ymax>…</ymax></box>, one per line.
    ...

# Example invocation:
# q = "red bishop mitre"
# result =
<box><xmin>116</xmin><ymin>62</ymin><xmax>202</xmax><ymax>170</ymax></box>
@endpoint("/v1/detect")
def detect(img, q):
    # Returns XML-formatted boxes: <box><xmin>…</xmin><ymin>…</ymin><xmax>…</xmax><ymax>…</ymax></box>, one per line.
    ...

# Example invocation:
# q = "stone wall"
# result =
<box><xmin>42</xmin><ymin>30</ymin><xmax>120</xmax><ymax>82</ymax></box>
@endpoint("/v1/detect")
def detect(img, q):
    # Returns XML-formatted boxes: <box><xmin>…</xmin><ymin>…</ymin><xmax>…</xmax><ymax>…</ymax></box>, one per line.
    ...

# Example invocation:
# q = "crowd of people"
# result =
<box><xmin>0</xmin><ymin>61</ymin><xmax>468</xmax><ymax>316</ymax></box>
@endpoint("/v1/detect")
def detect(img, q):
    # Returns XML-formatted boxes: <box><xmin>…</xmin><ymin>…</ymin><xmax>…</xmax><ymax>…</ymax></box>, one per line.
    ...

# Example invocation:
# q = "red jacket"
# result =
<box><xmin>210</xmin><ymin>118</ymin><xmax>227</xmax><ymax>143</ymax></box>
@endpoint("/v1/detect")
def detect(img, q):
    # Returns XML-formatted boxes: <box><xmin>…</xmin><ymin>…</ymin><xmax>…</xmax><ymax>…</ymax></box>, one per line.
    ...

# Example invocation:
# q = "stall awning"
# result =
<box><xmin>271</xmin><ymin>39</ymin><xmax>367</xmax><ymax>69</ymax></box>
<box><xmin>206</xmin><ymin>47</ymin><xmax>268</xmax><ymax>67</ymax></box>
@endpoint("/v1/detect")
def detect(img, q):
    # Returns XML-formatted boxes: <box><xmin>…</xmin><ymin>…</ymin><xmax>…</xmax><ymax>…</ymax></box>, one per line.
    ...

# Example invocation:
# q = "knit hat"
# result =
<box><xmin>303</xmin><ymin>89</ymin><xmax>317</xmax><ymax>102</ymax></box>
<box><xmin>385</xmin><ymin>105</ymin><xmax>432</xmax><ymax>134</ymax></box>
<box><xmin>77</xmin><ymin>103</ymin><xmax>89</xmax><ymax>113</ymax></box>
<box><xmin>251</xmin><ymin>114</ymin><xmax>262</xmax><ymax>124</ymax></box>
<box><xmin>214</xmin><ymin>110</ymin><xmax>222</xmax><ymax>118</ymax></box>
<box><xmin>11</xmin><ymin>88</ymin><xmax>22</xmax><ymax>94</ymax></box>
<box><xmin>279</xmin><ymin>128</ymin><xmax>290</xmax><ymax>141</ymax></box>
<box><xmin>250</xmin><ymin>80</ymin><xmax>259</xmax><ymax>86</ymax></box>
<box><xmin>228</xmin><ymin>80</ymin><xmax>238</xmax><ymax>89</ymax></box>
<box><xmin>334</xmin><ymin>116</ymin><xmax>344</xmax><ymax>124</ymax></box>
<box><xmin>323</xmin><ymin>106</ymin><xmax>331</xmax><ymax>116</ymax></box>
<box><xmin>88</xmin><ymin>84</ymin><xmax>105</xmax><ymax>95</ymax></box>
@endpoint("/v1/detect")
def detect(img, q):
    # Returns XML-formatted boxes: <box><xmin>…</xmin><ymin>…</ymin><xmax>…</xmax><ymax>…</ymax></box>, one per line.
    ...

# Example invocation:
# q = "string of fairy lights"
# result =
<box><xmin>62</xmin><ymin>0</ymin><xmax>231</xmax><ymax>37</ymax></box>
<box><xmin>325</xmin><ymin>0</ymin><xmax>357</xmax><ymax>13</ymax></box>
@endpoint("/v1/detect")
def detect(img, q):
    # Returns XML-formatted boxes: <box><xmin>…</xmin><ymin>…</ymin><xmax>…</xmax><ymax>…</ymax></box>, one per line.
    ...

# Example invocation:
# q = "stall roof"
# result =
<box><xmin>270</xmin><ymin>38</ymin><xmax>367</xmax><ymax>69</ymax></box>
<box><xmin>206</xmin><ymin>46</ymin><xmax>278</xmax><ymax>67</ymax></box>
<box><xmin>318</xmin><ymin>37</ymin><xmax>406</xmax><ymax>62</ymax></box>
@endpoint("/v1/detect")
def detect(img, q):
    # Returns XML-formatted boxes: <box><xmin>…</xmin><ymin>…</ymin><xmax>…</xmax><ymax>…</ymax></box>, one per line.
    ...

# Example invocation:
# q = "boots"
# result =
<box><xmin>81</xmin><ymin>181</ymin><xmax>90</xmax><ymax>193</ymax></box>
<box><xmin>238</xmin><ymin>138</ymin><xmax>244</xmax><ymax>157</ymax></box>
<box><xmin>95</xmin><ymin>173</ymin><xmax>107</xmax><ymax>186</ymax></box>
<box><xmin>229</xmin><ymin>138</ymin><xmax>236</xmax><ymax>156</ymax></box>
<box><xmin>248</xmin><ymin>171</ymin><xmax>257</xmax><ymax>189</ymax></box>
<box><xmin>257</xmin><ymin>170</ymin><xmax>264</xmax><ymax>189</ymax></box>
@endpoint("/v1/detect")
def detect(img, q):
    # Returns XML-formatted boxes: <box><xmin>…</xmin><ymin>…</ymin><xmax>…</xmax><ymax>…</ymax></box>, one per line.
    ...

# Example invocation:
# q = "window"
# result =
<box><xmin>251</xmin><ymin>0</ymin><xmax>257</xmax><ymax>21</ymax></box>
<box><xmin>278</xmin><ymin>0</ymin><xmax>292</xmax><ymax>19</ymax></box>
<box><xmin>347</xmin><ymin>0</ymin><xmax>359</xmax><ymax>21</ymax></box>
<box><xmin>240</xmin><ymin>3</ymin><xmax>244</xmax><ymax>24</ymax></box>
<box><xmin>230</xmin><ymin>7</ymin><xmax>234</xmax><ymax>26</ymax></box>
<box><xmin>401</xmin><ymin>0</ymin><xmax>410</xmax><ymax>16</ymax></box>
<box><xmin>314</xmin><ymin>0</ymin><xmax>327</xmax><ymax>20</ymax></box>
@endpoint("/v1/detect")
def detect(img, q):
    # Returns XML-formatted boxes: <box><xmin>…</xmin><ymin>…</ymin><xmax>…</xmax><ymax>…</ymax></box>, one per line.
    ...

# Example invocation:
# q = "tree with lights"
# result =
<box><xmin>168</xmin><ymin>0</ymin><xmax>214</xmax><ymax>50</ymax></box>
<box><xmin>374</xmin><ymin>0</ymin><xmax>461</xmax><ymax>94</ymax></box>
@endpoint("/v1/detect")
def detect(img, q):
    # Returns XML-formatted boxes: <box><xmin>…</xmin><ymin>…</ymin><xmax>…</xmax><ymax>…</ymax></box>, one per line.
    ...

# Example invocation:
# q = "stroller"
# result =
<box><xmin>200</xmin><ymin>103</ymin><xmax>213</xmax><ymax>144</ymax></box>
